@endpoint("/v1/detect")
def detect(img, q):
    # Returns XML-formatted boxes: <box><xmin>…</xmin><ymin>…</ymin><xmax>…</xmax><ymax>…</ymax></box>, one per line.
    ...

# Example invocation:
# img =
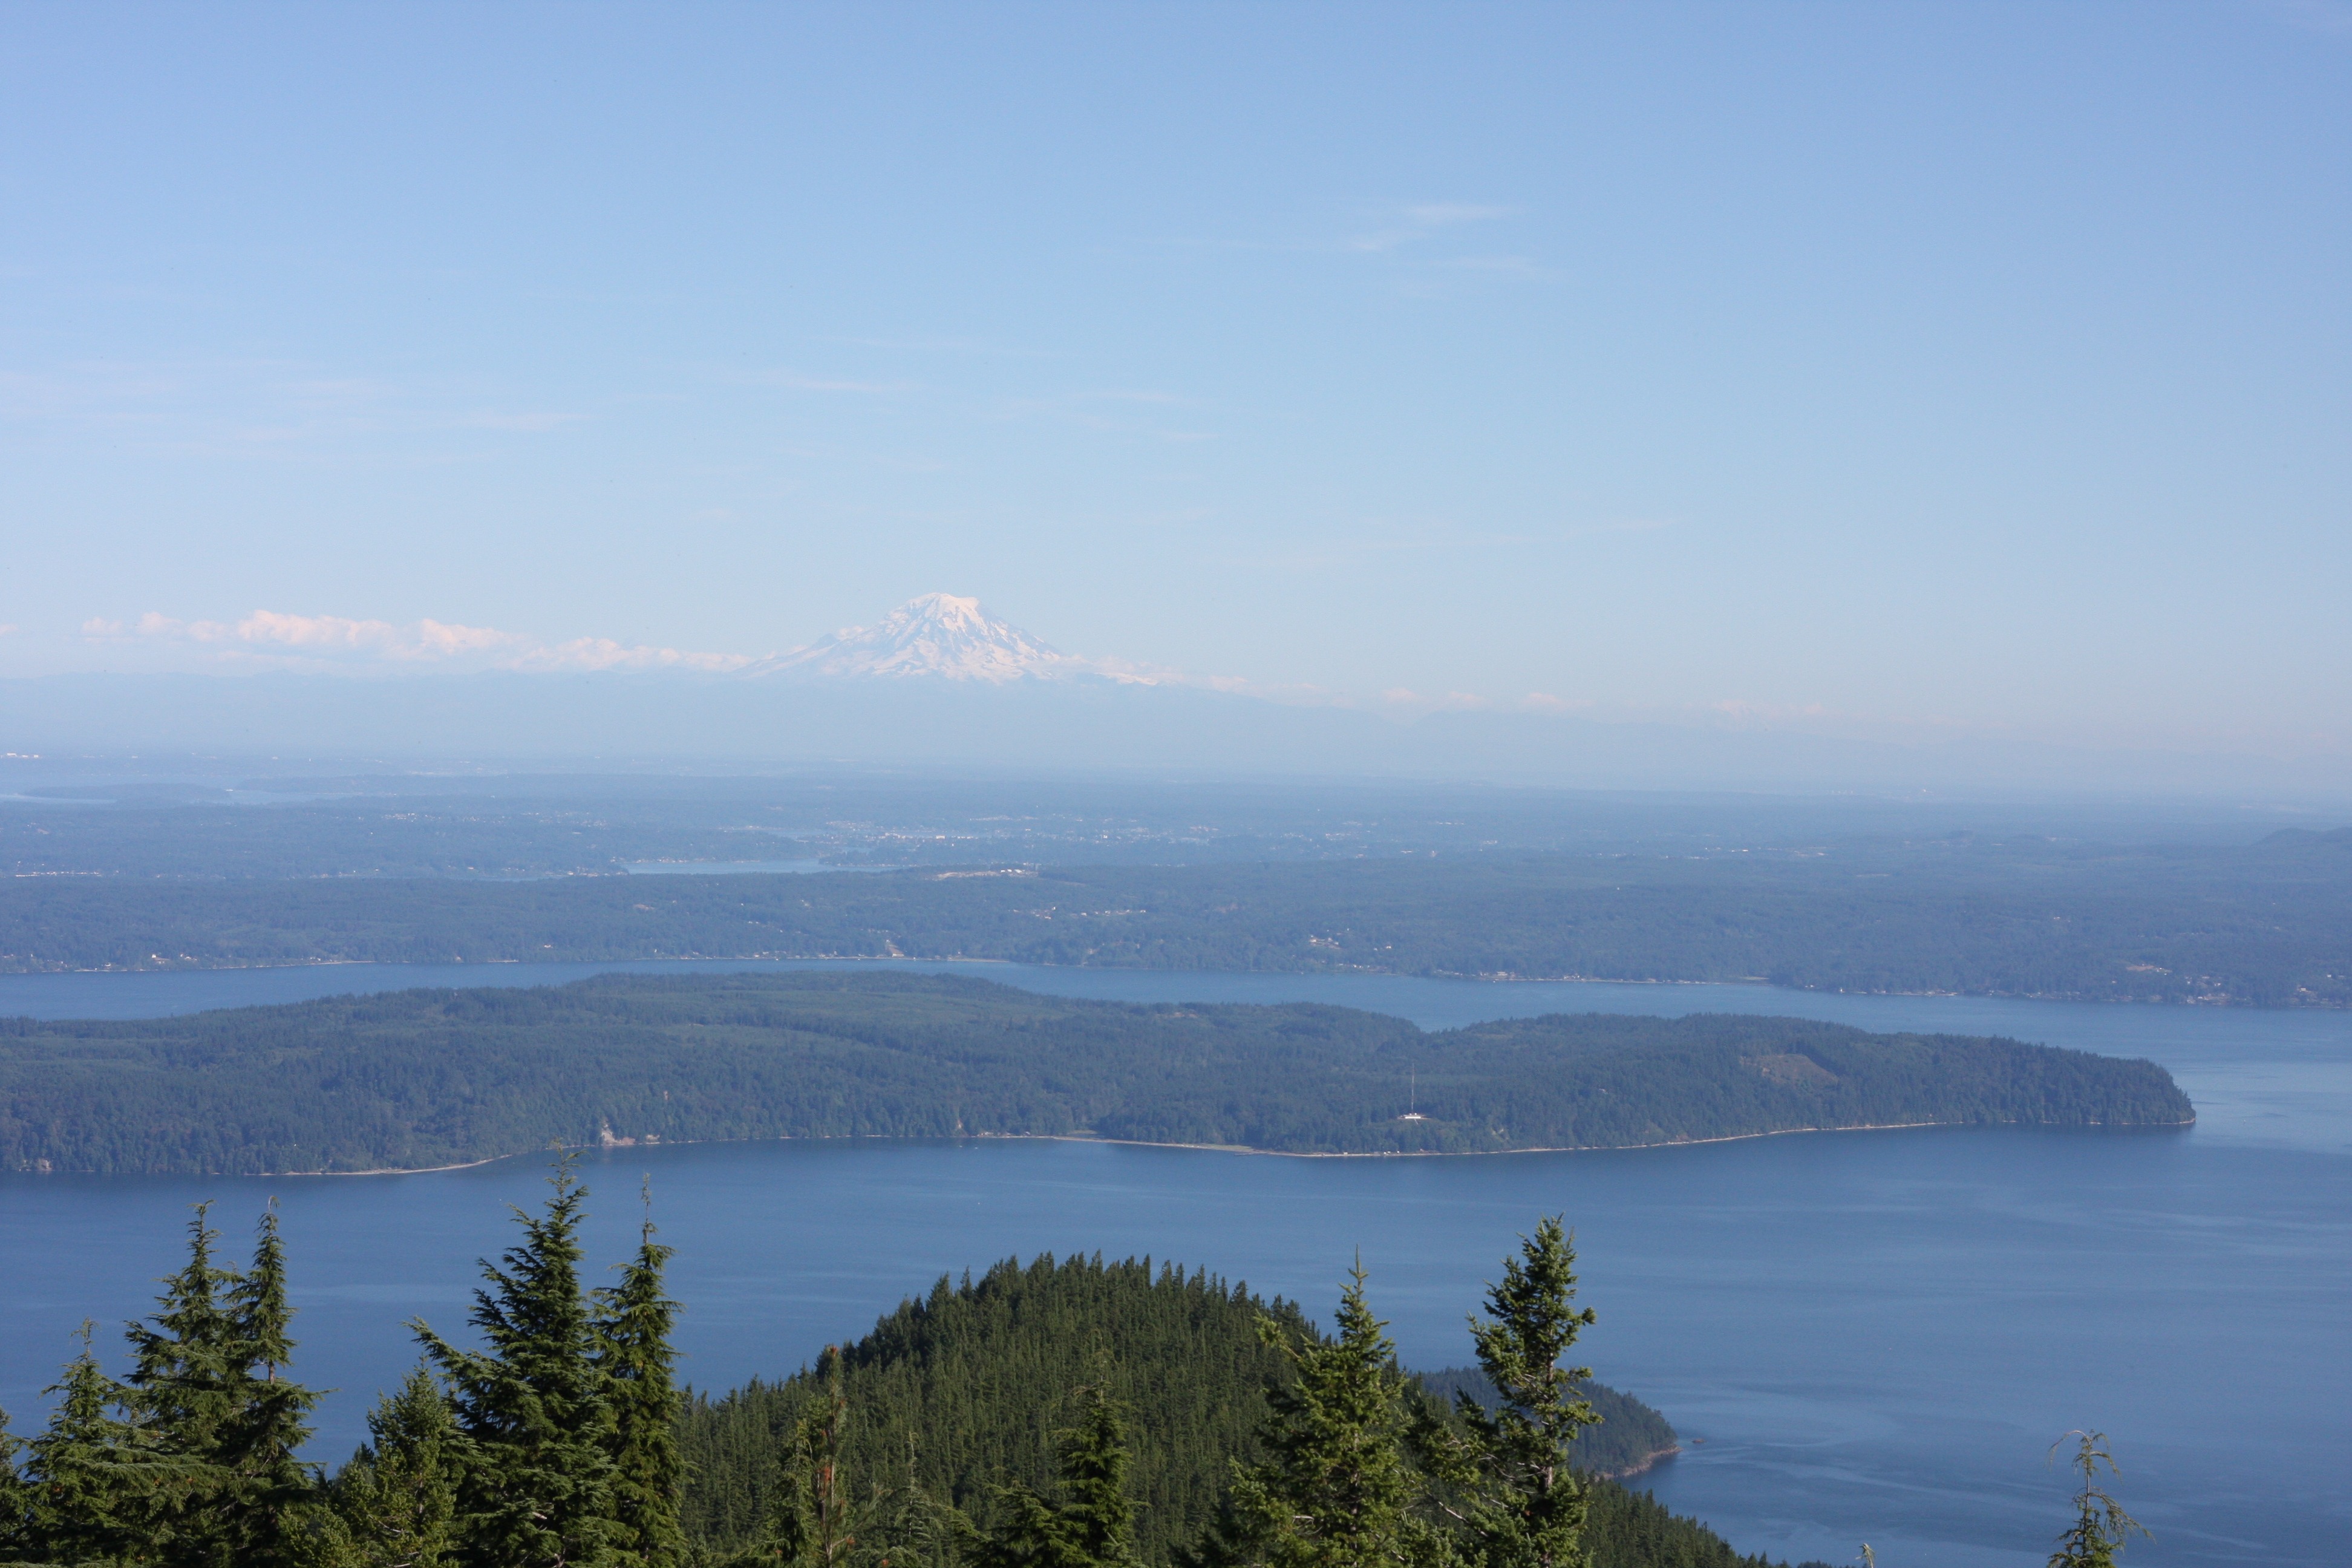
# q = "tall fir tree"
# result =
<box><xmin>1417</xmin><ymin>1220</ymin><xmax>1599</xmax><ymax>1568</ymax></box>
<box><xmin>414</xmin><ymin>1159</ymin><xmax>624</xmax><ymax>1568</ymax></box>
<box><xmin>591</xmin><ymin>1208</ymin><xmax>685</xmax><ymax>1568</ymax></box>
<box><xmin>119</xmin><ymin>1203</ymin><xmax>329</xmax><ymax>1568</ymax></box>
<box><xmin>1221</xmin><ymin>1264</ymin><xmax>1436</xmax><ymax>1568</ymax></box>
<box><xmin>0</xmin><ymin>1405</ymin><xmax>28</xmax><ymax>1556</ymax></box>
<box><xmin>336</xmin><ymin>1367</ymin><xmax>461</xmax><ymax>1568</ymax></box>
<box><xmin>753</xmin><ymin>1348</ymin><xmax>869</xmax><ymax>1568</ymax></box>
<box><xmin>20</xmin><ymin>1323</ymin><xmax>178</xmax><ymax>1564</ymax></box>
<box><xmin>122</xmin><ymin>1204</ymin><xmax>241</xmax><ymax>1561</ymax></box>
<box><xmin>978</xmin><ymin>1383</ymin><xmax>1142</xmax><ymax>1568</ymax></box>
<box><xmin>218</xmin><ymin>1204</ymin><xmax>328</xmax><ymax>1568</ymax></box>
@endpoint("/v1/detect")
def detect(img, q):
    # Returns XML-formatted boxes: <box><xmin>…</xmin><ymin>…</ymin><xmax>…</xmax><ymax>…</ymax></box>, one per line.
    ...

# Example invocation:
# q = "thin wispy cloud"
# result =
<box><xmin>1345</xmin><ymin>200</ymin><xmax>1521</xmax><ymax>254</ymax></box>
<box><xmin>1403</xmin><ymin>203</ymin><xmax>1518</xmax><ymax>226</ymax></box>
<box><xmin>981</xmin><ymin>388</ymin><xmax>1219</xmax><ymax>443</ymax></box>
<box><xmin>1</xmin><ymin>358</ymin><xmax>603</xmax><ymax>459</ymax></box>
<box><xmin>1245</xmin><ymin>515</ymin><xmax>1673</xmax><ymax>572</ymax></box>
<box><xmin>93</xmin><ymin>610</ymin><xmax>752</xmax><ymax>675</ymax></box>
<box><xmin>822</xmin><ymin>335</ymin><xmax>1060</xmax><ymax>359</ymax></box>
<box><xmin>757</xmin><ymin>371</ymin><xmax>921</xmax><ymax>394</ymax></box>
<box><xmin>1446</xmin><ymin>255</ymin><xmax>1559</xmax><ymax>281</ymax></box>
<box><xmin>464</xmin><ymin>411</ymin><xmax>589</xmax><ymax>433</ymax></box>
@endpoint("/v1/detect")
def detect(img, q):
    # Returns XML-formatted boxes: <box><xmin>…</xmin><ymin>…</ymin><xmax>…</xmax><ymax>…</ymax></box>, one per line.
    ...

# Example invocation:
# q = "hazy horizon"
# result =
<box><xmin>4</xmin><ymin>2</ymin><xmax>2347</xmax><ymax>784</ymax></box>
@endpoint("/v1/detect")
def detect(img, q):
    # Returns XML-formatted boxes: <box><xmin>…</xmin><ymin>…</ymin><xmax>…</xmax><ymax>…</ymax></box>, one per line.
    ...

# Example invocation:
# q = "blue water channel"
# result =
<box><xmin>1</xmin><ymin>960</ymin><xmax>2345</xmax><ymax>1567</ymax></box>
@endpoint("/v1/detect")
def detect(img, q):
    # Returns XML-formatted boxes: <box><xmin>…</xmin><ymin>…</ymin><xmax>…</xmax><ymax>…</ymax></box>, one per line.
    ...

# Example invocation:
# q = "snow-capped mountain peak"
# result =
<box><xmin>744</xmin><ymin>593</ymin><xmax>1099</xmax><ymax>684</ymax></box>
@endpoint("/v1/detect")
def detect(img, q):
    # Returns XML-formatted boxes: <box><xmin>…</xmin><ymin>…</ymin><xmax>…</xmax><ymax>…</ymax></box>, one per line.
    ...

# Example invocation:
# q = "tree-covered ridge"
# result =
<box><xmin>0</xmin><ymin>972</ymin><xmax>2191</xmax><ymax>1175</ymax></box>
<box><xmin>2</xmin><ymin>831</ymin><xmax>2345</xmax><ymax>1004</ymax></box>
<box><xmin>679</xmin><ymin>1251</ymin><xmax>1772</xmax><ymax>1568</ymax></box>
<box><xmin>679</xmin><ymin>1255</ymin><xmax>1308</xmax><ymax>1561</ymax></box>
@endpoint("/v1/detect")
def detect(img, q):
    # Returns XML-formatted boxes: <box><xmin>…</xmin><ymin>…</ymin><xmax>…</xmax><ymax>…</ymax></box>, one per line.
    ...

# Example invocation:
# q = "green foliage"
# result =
<box><xmin>217</xmin><ymin>1207</ymin><xmax>329</xmax><ymax>1567</ymax></box>
<box><xmin>334</xmin><ymin>1368</ymin><xmax>460</xmax><ymax>1568</ymax></box>
<box><xmin>70</xmin><ymin>1203</ymin><xmax>329</xmax><ymax>1568</ymax></box>
<box><xmin>1214</xmin><ymin>1264</ymin><xmax>1432</xmax><ymax>1568</ymax></box>
<box><xmin>727</xmin><ymin>1349</ymin><xmax>900</xmax><ymax>1568</ymax></box>
<box><xmin>18</xmin><ymin>1323</ymin><xmax>179</xmax><ymax>1563</ymax></box>
<box><xmin>2047</xmin><ymin>1432</ymin><xmax>2149</xmax><ymax>1568</ymax></box>
<box><xmin>593</xmin><ymin>1214</ymin><xmax>687</xmax><ymax>1568</ymax></box>
<box><xmin>120</xmin><ymin>1204</ymin><xmax>241</xmax><ymax>1558</ymax></box>
<box><xmin>976</xmin><ymin>1385</ymin><xmax>1142</xmax><ymax>1568</ymax></box>
<box><xmin>1576</xmin><ymin>1486</ymin><xmax>1810</xmax><ymax>1568</ymax></box>
<box><xmin>413</xmin><ymin>1159</ymin><xmax>624</xmax><ymax>1568</ymax></box>
<box><xmin>1420</xmin><ymin>1220</ymin><xmax>1600</xmax><ymax>1568</ymax></box>
<box><xmin>0</xmin><ymin>973</ymin><xmax>2192</xmax><ymax>1175</ymax></box>
<box><xmin>682</xmin><ymin>1255</ymin><xmax>1308</xmax><ymax>1566</ymax></box>
<box><xmin>0</xmin><ymin>1406</ymin><xmax>25</xmax><ymax>1554</ymax></box>
<box><xmin>1406</xmin><ymin>1379</ymin><xmax>1668</xmax><ymax>1484</ymax></box>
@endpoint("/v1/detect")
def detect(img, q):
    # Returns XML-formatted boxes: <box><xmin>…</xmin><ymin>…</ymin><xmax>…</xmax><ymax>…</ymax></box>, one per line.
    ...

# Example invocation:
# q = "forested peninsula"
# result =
<box><xmin>3</xmin><ymin>833</ymin><xmax>2346</xmax><ymax>1005</ymax></box>
<box><xmin>0</xmin><ymin>972</ymin><xmax>2193</xmax><ymax>1175</ymax></box>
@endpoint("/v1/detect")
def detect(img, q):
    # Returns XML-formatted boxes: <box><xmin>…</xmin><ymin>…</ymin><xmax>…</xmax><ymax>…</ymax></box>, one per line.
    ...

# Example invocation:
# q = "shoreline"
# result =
<box><xmin>175</xmin><ymin>1112</ymin><xmax>2196</xmax><ymax>1180</ymax></box>
<box><xmin>0</xmin><ymin>959</ymin><xmax>2324</xmax><ymax>1020</ymax></box>
<box><xmin>0</xmin><ymin>953</ymin><xmax>2328</xmax><ymax>1010</ymax></box>
<box><xmin>1596</xmin><ymin>1444</ymin><xmax>1682</xmax><ymax>1481</ymax></box>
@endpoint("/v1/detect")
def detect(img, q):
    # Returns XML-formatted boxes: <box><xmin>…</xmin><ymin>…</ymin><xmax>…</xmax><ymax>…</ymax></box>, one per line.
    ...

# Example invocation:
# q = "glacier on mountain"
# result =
<box><xmin>740</xmin><ymin>593</ymin><xmax>1154</xmax><ymax>685</ymax></box>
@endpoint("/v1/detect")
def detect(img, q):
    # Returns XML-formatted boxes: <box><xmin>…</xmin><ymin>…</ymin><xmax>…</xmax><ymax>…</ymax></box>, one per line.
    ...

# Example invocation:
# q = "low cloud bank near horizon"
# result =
<box><xmin>13</xmin><ymin>602</ymin><xmax>2344</xmax><ymax>769</ymax></box>
<box><xmin>79</xmin><ymin>609</ymin><xmax>753</xmax><ymax>675</ymax></box>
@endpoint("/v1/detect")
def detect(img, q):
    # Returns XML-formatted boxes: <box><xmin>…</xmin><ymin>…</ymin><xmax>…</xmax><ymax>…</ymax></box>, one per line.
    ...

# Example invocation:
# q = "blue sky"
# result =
<box><xmin>1</xmin><ymin>2</ymin><xmax>2345</xmax><ymax>759</ymax></box>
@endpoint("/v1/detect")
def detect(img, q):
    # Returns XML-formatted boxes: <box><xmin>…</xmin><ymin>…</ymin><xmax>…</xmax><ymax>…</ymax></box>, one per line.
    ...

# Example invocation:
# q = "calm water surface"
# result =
<box><xmin>2</xmin><ymin>961</ymin><xmax>2347</xmax><ymax>1568</ymax></box>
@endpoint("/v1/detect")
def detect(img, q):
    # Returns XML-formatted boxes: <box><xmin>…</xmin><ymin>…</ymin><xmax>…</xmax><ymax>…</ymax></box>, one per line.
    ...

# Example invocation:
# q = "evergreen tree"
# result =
<box><xmin>591</xmin><ymin>1209</ymin><xmax>685</xmax><ymax>1568</ymax></box>
<box><xmin>752</xmin><ymin>1348</ymin><xmax>870</xmax><ymax>1568</ymax></box>
<box><xmin>218</xmin><ymin>1205</ymin><xmax>329</xmax><ymax>1568</ymax></box>
<box><xmin>122</xmin><ymin>1206</ymin><xmax>240</xmax><ymax>1561</ymax></box>
<box><xmin>978</xmin><ymin>1383</ymin><xmax>1140</xmax><ymax>1568</ymax></box>
<box><xmin>0</xmin><ymin>1406</ymin><xmax>27</xmax><ymax>1557</ymax></box>
<box><xmin>1418</xmin><ymin>1220</ymin><xmax>1599</xmax><ymax>1568</ymax></box>
<box><xmin>2047</xmin><ymin>1432</ymin><xmax>2148</xmax><ymax>1568</ymax></box>
<box><xmin>1221</xmin><ymin>1264</ymin><xmax>1434</xmax><ymax>1568</ymax></box>
<box><xmin>336</xmin><ymin>1368</ymin><xmax>461</xmax><ymax>1568</ymax></box>
<box><xmin>868</xmin><ymin>1439</ymin><xmax>961</xmax><ymax>1568</ymax></box>
<box><xmin>20</xmin><ymin>1323</ymin><xmax>178</xmax><ymax>1564</ymax></box>
<box><xmin>414</xmin><ymin>1159</ymin><xmax>623</xmax><ymax>1568</ymax></box>
<box><xmin>117</xmin><ymin>1203</ymin><xmax>328</xmax><ymax>1568</ymax></box>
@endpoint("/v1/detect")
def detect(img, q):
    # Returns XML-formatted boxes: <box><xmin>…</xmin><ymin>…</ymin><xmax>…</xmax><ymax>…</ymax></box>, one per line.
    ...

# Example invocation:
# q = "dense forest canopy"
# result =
<box><xmin>2</xmin><ymin>829</ymin><xmax>2345</xmax><ymax>1005</ymax></box>
<box><xmin>0</xmin><ymin>972</ymin><xmax>2191</xmax><ymax>1175</ymax></box>
<box><xmin>678</xmin><ymin>1253</ymin><xmax>1726</xmax><ymax>1566</ymax></box>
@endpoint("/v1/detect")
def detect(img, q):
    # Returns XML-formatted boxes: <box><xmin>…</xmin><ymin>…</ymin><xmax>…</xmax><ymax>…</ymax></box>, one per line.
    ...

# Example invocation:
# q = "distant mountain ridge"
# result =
<box><xmin>741</xmin><ymin>592</ymin><xmax>1155</xmax><ymax>685</ymax></box>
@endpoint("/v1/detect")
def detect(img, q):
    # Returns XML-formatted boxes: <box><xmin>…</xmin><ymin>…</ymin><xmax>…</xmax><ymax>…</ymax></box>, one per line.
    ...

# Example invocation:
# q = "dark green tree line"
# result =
<box><xmin>0</xmin><ymin>1164</ymin><xmax>684</xmax><ymax>1568</ymax></box>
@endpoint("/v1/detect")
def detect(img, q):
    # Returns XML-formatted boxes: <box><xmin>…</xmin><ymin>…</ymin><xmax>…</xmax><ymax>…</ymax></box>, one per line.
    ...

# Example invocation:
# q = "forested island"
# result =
<box><xmin>0</xmin><ymin>971</ymin><xmax>2192</xmax><ymax>1175</ymax></box>
<box><xmin>2</xmin><ymin>830</ymin><xmax>2345</xmax><ymax>1005</ymax></box>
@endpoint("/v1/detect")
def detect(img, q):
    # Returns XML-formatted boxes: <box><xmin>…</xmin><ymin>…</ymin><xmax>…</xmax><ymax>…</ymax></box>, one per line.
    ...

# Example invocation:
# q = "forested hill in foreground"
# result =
<box><xmin>681</xmin><ymin>1252</ymin><xmax>1773</xmax><ymax>1567</ymax></box>
<box><xmin>0</xmin><ymin>972</ymin><xmax>2192</xmax><ymax>1175</ymax></box>
<box><xmin>2</xmin><ymin>831</ymin><xmax>2345</xmax><ymax>1004</ymax></box>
